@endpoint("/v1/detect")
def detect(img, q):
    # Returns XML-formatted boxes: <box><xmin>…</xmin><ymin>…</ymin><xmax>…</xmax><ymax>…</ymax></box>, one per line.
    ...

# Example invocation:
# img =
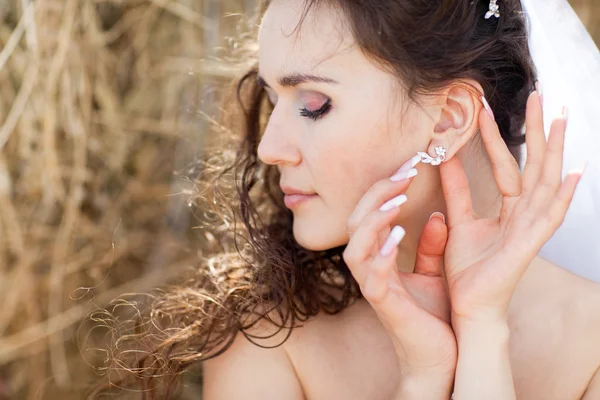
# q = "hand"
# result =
<box><xmin>342</xmin><ymin>162</ymin><xmax>456</xmax><ymax>383</ymax></box>
<box><xmin>440</xmin><ymin>91</ymin><xmax>585</xmax><ymax>323</ymax></box>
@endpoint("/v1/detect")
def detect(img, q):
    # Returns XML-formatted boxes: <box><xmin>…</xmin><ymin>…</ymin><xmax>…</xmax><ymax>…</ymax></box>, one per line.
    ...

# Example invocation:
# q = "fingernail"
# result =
<box><xmin>391</xmin><ymin>154</ymin><xmax>421</xmax><ymax>177</ymax></box>
<box><xmin>429</xmin><ymin>212</ymin><xmax>446</xmax><ymax>224</ymax></box>
<box><xmin>536</xmin><ymin>80</ymin><xmax>543</xmax><ymax>108</ymax></box>
<box><xmin>379</xmin><ymin>194</ymin><xmax>408</xmax><ymax>212</ymax></box>
<box><xmin>481</xmin><ymin>96</ymin><xmax>495</xmax><ymax>121</ymax></box>
<box><xmin>379</xmin><ymin>226</ymin><xmax>406</xmax><ymax>257</ymax></box>
<box><xmin>560</xmin><ymin>105</ymin><xmax>569</xmax><ymax>132</ymax></box>
<box><xmin>577</xmin><ymin>159</ymin><xmax>589</xmax><ymax>176</ymax></box>
<box><xmin>561</xmin><ymin>105</ymin><xmax>569</xmax><ymax>123</ymax></box>
<box><xmin>390</xmin><ymin>168</ymin><xmax>418</xmax><ymax>182</ymax></box>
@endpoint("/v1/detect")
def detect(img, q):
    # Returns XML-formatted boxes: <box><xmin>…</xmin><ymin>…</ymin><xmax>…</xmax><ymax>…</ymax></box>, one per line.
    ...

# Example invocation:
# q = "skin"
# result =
<box><xmin>203</xmin><ymin>1</ymin><xmax>600</xmax><ymax>399</ymax></box>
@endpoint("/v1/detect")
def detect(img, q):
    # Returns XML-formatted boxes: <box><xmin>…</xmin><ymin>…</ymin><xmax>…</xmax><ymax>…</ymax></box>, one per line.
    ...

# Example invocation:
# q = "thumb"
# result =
<box><xmin>413</xmin><ymin>212</ymin><xmax>448</xmax><ymax>277</ymax></box>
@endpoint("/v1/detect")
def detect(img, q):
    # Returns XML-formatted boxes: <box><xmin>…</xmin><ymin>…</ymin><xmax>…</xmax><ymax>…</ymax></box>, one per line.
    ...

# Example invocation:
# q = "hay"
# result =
<box><xmin>0</xmin><ymin>0</ymin><xmax>258</xmax><ymax>398</ymax></box>
<box><xmin>0</xmin><ymin>0</ymin><xmax>597</xmax><ymax>399</ymax></box>
<box><xmin>571</xmin><ymin>0</ymin><xmax>600</xmax><ymax>41</ymax></box>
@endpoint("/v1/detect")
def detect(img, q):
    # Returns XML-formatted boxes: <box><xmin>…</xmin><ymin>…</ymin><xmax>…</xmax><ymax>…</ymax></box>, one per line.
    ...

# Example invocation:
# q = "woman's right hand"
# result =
<box><xmin>342</xmin><ymin>158</ymin><xmax>456</xmax><ymax>398</ymax></box>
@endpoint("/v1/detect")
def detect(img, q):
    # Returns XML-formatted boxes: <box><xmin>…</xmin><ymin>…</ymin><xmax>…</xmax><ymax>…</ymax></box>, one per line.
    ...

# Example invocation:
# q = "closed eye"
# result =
<box><xmin>299</xmin><ymin>99</ymin><xmax>332</xmax><ymax>121</ymax></box>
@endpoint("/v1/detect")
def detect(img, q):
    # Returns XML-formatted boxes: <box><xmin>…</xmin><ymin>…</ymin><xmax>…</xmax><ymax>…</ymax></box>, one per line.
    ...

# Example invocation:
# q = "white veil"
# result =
<box><xmin>520</xmin><ymin>0</ymin><xmax>600</xmax><ymax>282</ymax></box>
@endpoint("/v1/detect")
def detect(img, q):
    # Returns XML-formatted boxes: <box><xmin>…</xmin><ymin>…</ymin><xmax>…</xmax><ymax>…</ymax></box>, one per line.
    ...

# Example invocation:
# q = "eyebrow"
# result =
<box><xmin>257</xmin><ymin>73</ymin><xmax>339</xmax><ymax>88</ymax></box>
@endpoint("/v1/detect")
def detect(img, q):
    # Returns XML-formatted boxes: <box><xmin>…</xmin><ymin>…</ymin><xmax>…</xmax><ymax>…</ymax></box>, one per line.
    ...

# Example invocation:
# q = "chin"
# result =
<box><xmin>291</xmin><ymin>218</ymin><xmax>347</xmax><ymax>252</ymax></box>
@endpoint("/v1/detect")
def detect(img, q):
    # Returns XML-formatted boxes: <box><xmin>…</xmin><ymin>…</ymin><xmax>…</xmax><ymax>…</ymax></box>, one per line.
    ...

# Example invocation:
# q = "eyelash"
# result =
<box><xmin>299</xmin><ymin>99</ymin><xmax>332</xmax><ymax>121</ymax></box>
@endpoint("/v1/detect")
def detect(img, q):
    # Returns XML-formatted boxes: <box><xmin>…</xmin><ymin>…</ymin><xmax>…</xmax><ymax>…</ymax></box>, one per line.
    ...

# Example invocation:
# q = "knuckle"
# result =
<box><xmin>450</xmin><ymin>185</ymin><xmax>468</xmax><ymax>197</ymax></box>
<box><xmin>539</xmin><ymin>176</ymin><xmax>558</xmax><ymax>191</ymax></box>
<box><xmin>373</xmin><ymin>178</ymin><xmax>392</xmax><ymax>191</ymax></box>
<box><xmin>511</xmin><ymin>158</ymin><xmax>521</xmax><ymax>171</ymax></box>
<box><xmin>526</xmin><ymin>158</ymin><xmax>543</xmax><ymax>168</ymax></box>
<box><xmin>540</xmin><ymin>213</ymin><xmax>562</xmax><ymax>232</ymax></box>
<box><xmin>342</xmin><ymin>247</ymin><xmax>359</xmax><ymax>266</ymax></box>
<box><xmin>346</xmin><ymin>215</ymin><xmax>359</xmax><ymax>234</ymax></box>
<box><xmin>373</xmin><ymin>179</ymin><xmax>399</xmax><ymax>199</ymax></box>
<box><xmin>363</xmin><ymin>212</ymin><xmax>387</xmax><ymax>233</ymax></box>
<box><xmin>348</xmin><ymin>204</ymin><xmax>388</xmax><ymax>235</ymax></box>
<box><xmin>492</xmin><ymin>160</ymin><xmax>506</xmax><ymax>171</ymax></box>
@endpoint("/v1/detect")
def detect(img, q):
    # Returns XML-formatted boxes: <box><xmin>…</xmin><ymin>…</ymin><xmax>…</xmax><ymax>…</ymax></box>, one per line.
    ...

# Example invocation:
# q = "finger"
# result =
<box><xmin>528</xmin><ymin>116</ymin><xmax>567</xmax><ymax>211</ymax></box>
<box><xmin>479</xmin><ymin>106</ymin><xmax>522</xmax><ymax>198</ymax></box>
<box><xmin>363</xmin><ymin>226</ymin><xmax>406</xmax><ymax>303</ymax></box>
<box><xmin>522</xmin><ymin>90</ymin><xmax>546</xmax><ymax>194</ymax></box>
<box><xmin>343</xmin><ymin>207</ymin><xmax>403</xmax><ymax>284</ymax></box>
<box><xmin>413</xmin><ymin>213</ymin><xmax>448</xmax><ymax>277</ymax></box>
<box><xmin>542</xmin><ymin>112</ymin><xmax>567</xmax><ymax>185</ymax></box>
<box><xmin>362</xmin><ymin>259</ymin><xmax>393</xmax><ymax>304</ymax></box>
<box><xmin>542</xmin><ymin>168</ymin><xmax>584</xmax><ymax>233</ymax></box>
<box><xmin>364</xmin><ymin>255</ymin><xmax>433</xmax><ymax>340</ymax></box>
<box><xmin>347</xmin><ymin>173</ymin><xmax>416</xmax><ymax>238</ymax></box>
<box><xmin>439</xmin><ymin>156</ymin><xmax>476</xmax><ymax>228</ymax></box>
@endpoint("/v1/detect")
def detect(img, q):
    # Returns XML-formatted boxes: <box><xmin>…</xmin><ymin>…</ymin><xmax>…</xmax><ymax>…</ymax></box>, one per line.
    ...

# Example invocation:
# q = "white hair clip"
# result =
<box><xmin>485</xmin><ymin>0</ymin><xmax>500</xmax><ymax>19</ymax></box>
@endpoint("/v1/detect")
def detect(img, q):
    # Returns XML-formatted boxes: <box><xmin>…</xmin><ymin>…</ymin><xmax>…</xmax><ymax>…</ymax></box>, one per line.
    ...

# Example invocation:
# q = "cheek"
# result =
<box><xmin>310</xmin><ymin>127</ymin><xmax>393</xmax><ymax>206</ymax></box>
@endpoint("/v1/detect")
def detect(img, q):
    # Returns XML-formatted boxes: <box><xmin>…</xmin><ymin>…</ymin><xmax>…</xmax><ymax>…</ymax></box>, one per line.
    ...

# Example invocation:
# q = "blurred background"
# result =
<box><xmin>0</xmin><ymin>0</ymin><xmax>598</xmax><ymax>399</ymax></box>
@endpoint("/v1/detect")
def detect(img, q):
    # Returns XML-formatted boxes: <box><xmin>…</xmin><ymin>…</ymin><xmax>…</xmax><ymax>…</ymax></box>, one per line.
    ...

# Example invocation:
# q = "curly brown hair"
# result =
<box><xmin>87</xmin><ymin>0</ymin><xmax>536</xmax><ymax>397</ymax></box>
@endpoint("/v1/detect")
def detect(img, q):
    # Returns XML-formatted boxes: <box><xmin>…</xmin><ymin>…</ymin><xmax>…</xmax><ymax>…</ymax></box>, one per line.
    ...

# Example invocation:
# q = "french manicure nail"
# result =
<box><xmin>581</xmin><ymin>160</ymin><xmax>589</xmax><ymax>177</ymax></box>
<box><xmin>560</xmin><ymin>105</ymin><xmax>569</xmax><ymax>132</ymax></box>
<box><xmin>536</xmin><ymin>81</ymin><xmax>543</xmax><ymax>108</ymax></box>
<box><xmin>481</xmin><ymin>96</ymin><xmax>495</xmax><ymax>122</ymax></box>
<box><xmin>379</xmin><ymin>194</ymin><xmax>408</xmax><ymax>212</ymax></box>
<box><xmin>562</xmin><ymin>105</ymin><xmax>569</xmax><ymax>123</ymax></box>
<box><xmin>391</xmin><ymin>154</ymin><xmax>421</xmax><ymax>177</ymax></box>
<box><xmin>379</xmin><ymin>226</ymin><xmax>406</xmax><ymax>257</ymax></box>
<box><xmin>390</xmin><ymin>168</ymin><xmax>418</xmax><ymax>182</ymax></box>
<box><xmin>429</xmin><ymin>212</ymin><xmax>446</xmax><ymax>224</ymax></box>
<box><xmin>577</xmin><ymin>160</ymin><xmax>589</xmax><ymax>176</ymax></box>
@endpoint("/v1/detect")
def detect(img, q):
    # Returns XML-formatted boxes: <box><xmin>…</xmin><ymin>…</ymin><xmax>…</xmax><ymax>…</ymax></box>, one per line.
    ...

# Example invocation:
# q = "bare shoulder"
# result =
<box><xmin>201</xmin><ymin>298</ymin><xmax>395</xmax><ymax>400</ymax></box>
<box><xmin>553</xmin><ymin>261</ymin><xmax>600</xmax><ymax>359</ymax></box>
<box><xmin>517</xmin><ymin>255</ymin><xmax>600</xmax><ymax>313</ymax></box>
<box><xmin>549</xmin><ymin>261</ymin><xmax>600</xmax><ymax>398</ymax></box>
<box><xmin>282</xmin><ymin>299</ymin><xmax>402</xmax><ymax>400</ymax></box>
<box><xmin>202</xmin><ymin>315</ymin><xmax>304</xmax><ymax>400</ymax></box>
<box><xmin>517</xmin><ymin>256</ymin><xmax>600</xmax><ymax>344</ymax></box>
<box><xmin>509</xmin><ymin>256</ymin><xmax>600</xmax><ymax>398</ymax></box>
<box><xmin>539</xmin><ymin>257</ymin><xmax>600</xmax><ymax>324</ymax></box>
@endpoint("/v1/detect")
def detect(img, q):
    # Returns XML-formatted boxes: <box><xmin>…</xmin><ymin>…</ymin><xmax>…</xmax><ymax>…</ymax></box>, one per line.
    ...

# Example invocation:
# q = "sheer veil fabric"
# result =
<box><xmin>519</xmin><ymin>0</ymin><xmax>600</xmax><ymax>282</ymax></box>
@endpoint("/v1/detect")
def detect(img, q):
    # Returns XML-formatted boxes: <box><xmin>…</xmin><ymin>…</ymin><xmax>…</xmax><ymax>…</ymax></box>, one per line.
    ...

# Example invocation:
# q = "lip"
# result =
<box><xmin>284</xmin><ymin>193</ymin><xmax>317</xmax><ymax>209</ymax></box>
<box><xmin>280</xmin><ymin>185</ymin><xmax>316</xmax><ymax>196</ymax></box>
<box><xmin>280</xmin><ymin>185</ymin><xmax>317</xmax><ymax>208</ymax></box>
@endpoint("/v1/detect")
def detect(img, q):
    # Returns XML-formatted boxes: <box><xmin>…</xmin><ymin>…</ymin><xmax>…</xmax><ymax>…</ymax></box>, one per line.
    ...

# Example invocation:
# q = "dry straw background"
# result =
<box><xmin>0</xmin><ymin>0</ymin><xmax>598</xmax><ymax>399</ymax></box>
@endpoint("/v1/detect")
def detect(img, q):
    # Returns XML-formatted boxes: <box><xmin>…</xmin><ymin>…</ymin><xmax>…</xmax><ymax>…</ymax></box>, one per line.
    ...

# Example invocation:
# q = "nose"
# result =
<box><xmin>257</xmin><ymin>109</ymin><xmax>302</xmax><ymax>166</ymax></box>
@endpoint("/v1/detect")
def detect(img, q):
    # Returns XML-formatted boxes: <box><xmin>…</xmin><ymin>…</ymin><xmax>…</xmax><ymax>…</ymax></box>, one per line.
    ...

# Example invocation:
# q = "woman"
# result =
<box><xmin>91</xmin><ymin>0</ymin><xmax>600</xmax><ymax>399</ymax></box>
<box><xmin>200</xmin><ymin>0</ymin><xmax>600</xmax><ymax>398</ymax></box>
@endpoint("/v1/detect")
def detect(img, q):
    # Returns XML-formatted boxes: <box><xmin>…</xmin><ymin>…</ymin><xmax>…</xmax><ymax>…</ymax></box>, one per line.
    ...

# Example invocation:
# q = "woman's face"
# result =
<box><xmin>257</xmin><ymin>0</ymin><xmax>445</xmax><ymax>251</ymax></box>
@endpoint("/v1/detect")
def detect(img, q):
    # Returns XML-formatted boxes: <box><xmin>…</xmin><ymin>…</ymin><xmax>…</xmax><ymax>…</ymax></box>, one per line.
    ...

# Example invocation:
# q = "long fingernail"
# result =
<box><xmin>574</xmin><ymin>159</ymin><xmax>589</xmax><ymax>176</ymax></box>
<box><xmin>429</xmin><ymin>212</ymin><xmax>446</xmax><ymax>224</ymax></box>
<box><xmin>390</xmin><ymin>168</ymin><xmax>418</xmax><ymax>182</ymax></box>
<box><xmin>536</xmin><ymin>80</ymin><xmax>543</xmax><ymax>108</ymax></box>
<box><xmin>481</xmin><ymin>96</ymin><xmax>495</xmax><ymax>121</ymax></box>
<box><xmin>562</xmin><ymin>105</ymin><xmax>569</xmax><ymax>126</ymax></box>
<box><xmin>379</xmin><ymin>226</ymin><xmax>406</xmax><ymax>257</ymax></box>
<box><xmin>391</xmin><ymin>154</ymin><xmax>421</xmax><ymax>177</ymax></box>
<box><xmin>379</xmin><ymin>194</ymin><xmax>408</xmax><ymax>212</ymax></box>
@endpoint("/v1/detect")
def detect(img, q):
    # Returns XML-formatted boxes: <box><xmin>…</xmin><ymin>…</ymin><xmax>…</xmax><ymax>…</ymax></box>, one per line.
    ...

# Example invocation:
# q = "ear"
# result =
<box><xmin>425</xmin><ymin>81</ymin><xmax>484</xmax><ymax>161</ymax></box>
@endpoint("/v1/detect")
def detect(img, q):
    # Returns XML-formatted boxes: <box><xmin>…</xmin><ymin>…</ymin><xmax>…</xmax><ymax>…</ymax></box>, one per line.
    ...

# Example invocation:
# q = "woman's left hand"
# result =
<box><xmin>439</xmin><ymin>90</ymin><xmax>585</xmax><ymax>324</ymax></box>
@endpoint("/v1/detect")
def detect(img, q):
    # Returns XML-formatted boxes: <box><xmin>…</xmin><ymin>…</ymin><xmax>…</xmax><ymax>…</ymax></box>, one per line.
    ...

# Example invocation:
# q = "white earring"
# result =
<box><xmin>417</xmin><ymin>146</ymin><xmax>447</xmax><ymax>166</ymax></box>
